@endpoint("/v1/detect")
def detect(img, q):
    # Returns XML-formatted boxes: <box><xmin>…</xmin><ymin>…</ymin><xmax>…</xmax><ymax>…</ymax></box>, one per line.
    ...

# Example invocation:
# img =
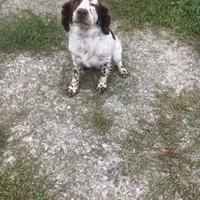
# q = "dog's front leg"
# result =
<box><xmin>68</xmin><ymin>65</ymin><xmax>81</xmax><ymax>97</ymax></box>
<box><xmin>97</xmin><ymin>63</ymin><xmax>111</xmax><ymax>93</ymax></box>
<box><xmin>116</xmin><ymin>61</ymin><xmax>129</xmax><ymax>78</ymax></box>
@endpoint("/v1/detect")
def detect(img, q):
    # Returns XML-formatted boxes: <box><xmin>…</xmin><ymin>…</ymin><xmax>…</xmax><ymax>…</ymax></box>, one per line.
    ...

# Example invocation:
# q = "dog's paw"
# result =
<box><xmin>67</xmin><ymin>87</ymin><xmax>78</xmax><ymax>97</ymax></box>
<box><xmin>118</xmin><ymin>67</ymin><xmax>129</xmax><ymax>78</ymax></box>
<box><xmin>97</xmin><ymin>83</ymin><xmax>107</xmax><ymax>93</ymax></box>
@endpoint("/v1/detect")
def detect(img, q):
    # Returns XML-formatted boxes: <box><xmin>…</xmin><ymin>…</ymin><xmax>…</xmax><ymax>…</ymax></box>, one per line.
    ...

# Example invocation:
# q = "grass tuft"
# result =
<box><xmin>91</xmin><ymin>111</ymin><xmax>113</xmax><ymax>134</ymax></box>
<box><xmin>0</xmin><ymin>156</ymin><xmax>56</xmax><ymax>200</ymax></box>
<box><xmin>0</xmin><ymin>9</ymin><xmax>64</xmax><ymax>53</ymax></box>
<box><xmin>0</xmin><ymin>129</ymin><xmax>6</xmax><ymax>155</ymax></box>
<box><xmin>105</xmin><ymin>0</ymin><xmax>200</xmax><ymax>39</ymax></box>
<box><xmin>82</xmin><ymin>91</ymin><xmax>113</xmax><ymax>135</ymax></box>
<box><xmin>120</xmin><ymin>86</ymin><xmax>200</xmax><ymax>199</ymax></box>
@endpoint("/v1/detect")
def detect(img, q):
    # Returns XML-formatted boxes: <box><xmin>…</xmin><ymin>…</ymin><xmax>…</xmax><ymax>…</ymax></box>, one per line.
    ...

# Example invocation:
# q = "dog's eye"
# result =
<box><xmin>72</xmin><ymin>0</ymin><xmax>77</xmax><ymax>4</ymax></box>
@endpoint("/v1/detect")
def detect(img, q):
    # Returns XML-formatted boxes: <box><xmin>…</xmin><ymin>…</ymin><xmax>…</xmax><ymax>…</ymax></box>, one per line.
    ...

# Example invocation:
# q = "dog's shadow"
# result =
<box><xmin>79</xmin><ymin>67</ymin><xmax>100</xmax><ymax>91</ymax></box>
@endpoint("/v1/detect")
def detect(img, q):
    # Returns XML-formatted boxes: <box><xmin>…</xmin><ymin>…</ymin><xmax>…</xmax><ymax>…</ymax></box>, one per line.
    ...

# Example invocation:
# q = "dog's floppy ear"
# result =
<box><xmin>97</xmin><ymin>2</ymin><xmax>111</xmax><ymax>35</ymax></box>
<box><xmin>61</xmin><ymin>1</ymin><xmax>73</xmax><ymax>32</ymax></box>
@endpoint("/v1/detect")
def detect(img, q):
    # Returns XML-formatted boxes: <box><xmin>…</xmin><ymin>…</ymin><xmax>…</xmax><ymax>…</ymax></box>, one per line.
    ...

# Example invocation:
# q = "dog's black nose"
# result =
<box><xmin>77</xmin><ymin>8</ymin><xmax>88</xmax><ymax>17</ymax></box>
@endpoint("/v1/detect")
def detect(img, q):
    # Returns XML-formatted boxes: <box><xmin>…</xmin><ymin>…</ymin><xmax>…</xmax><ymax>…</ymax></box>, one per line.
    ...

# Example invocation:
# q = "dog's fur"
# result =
<box><xmin>62</xmin><ymin>0</ymin><xmax>128</xmax><ymax>96</ymax></box>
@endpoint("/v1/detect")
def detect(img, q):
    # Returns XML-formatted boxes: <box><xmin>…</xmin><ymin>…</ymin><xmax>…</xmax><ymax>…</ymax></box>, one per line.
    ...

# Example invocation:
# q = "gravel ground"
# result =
<box><xmin>0</xmin><ymin>0</ymin><xmax>200</xmax><ymax>199</ymax></box>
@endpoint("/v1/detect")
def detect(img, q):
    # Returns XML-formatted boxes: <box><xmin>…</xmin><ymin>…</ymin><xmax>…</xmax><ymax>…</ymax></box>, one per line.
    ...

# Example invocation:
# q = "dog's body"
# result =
<box><xmin>69</xmin><ymin>25</ymin><xmax>121</xmax><ymax>69</ymax></box>
<box><xmin>62</xmin><ymin>0</ymin><xmax>128</xmax><ymax>96</ymax></box>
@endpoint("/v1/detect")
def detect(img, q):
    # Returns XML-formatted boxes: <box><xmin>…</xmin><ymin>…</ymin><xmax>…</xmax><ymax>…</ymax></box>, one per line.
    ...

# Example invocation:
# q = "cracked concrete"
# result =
<box><xmin>0</xmin><ymin>0</ymin><xmax>200</xmax><ymax>199</ymax></box>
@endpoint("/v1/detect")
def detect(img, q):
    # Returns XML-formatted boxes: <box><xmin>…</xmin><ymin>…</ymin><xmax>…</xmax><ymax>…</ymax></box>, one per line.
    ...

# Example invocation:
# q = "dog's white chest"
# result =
<box><xmin>69</xmin><ymin>28</ymin><xmax>113</xmax><ymax>67</ymax></box>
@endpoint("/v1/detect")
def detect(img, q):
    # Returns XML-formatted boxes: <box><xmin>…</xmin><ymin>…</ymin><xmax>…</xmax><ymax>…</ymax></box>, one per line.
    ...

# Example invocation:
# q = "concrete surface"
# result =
<box><xmin>0</xmin><ymin>0</ymin><xmax>200</xmax><ymax>199</ymax></box>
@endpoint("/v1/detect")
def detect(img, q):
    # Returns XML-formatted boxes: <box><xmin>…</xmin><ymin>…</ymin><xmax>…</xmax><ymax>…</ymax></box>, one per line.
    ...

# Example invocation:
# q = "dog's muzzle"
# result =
<box><xmin>75</xmin><ymin>8</ymin><xmax>90</xmax><ymax>26</ymax></box>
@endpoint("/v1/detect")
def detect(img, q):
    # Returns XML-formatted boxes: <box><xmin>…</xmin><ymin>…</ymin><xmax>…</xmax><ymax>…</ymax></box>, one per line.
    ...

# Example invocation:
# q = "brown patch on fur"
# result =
<box><xmin>62</xmin><ymin>0</ymin><xmax>83</xmax><ymax>31</ymax></box>
<box><xmin>109</xmin><ymin>29</ymin><xmax>116</xmax><ymax>40</ymax></box>
<box><xmin>61</xmin><ymin>2</ymin><xmax>73</xmax><ymax>32</ymax></box>
<box><xmin>96</xmin><ymin>2</ymin><xmax>111</xmax><ymax>35</ymax></box>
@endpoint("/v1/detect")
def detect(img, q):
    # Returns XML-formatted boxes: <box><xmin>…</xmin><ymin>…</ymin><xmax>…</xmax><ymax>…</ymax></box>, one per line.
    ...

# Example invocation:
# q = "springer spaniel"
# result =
<box><xmin>62</xmin><ymin>0</ymin><xmax>128</xmax><ymax>96</ymax></box>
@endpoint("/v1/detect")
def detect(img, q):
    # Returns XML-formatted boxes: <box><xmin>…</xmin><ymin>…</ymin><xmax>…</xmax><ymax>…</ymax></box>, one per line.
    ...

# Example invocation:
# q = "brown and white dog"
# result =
<box><xmin>62</xmin><ymin>0</ymin><xmax>128</xmax><ymax>96</ymax></box>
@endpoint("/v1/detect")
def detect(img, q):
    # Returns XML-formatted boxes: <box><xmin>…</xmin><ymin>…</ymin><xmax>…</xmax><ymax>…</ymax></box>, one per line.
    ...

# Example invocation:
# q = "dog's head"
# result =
<box><xmin>61</xmin><ymin>0</ymin><xmax>111</xmax><ymax>34</ymax></box>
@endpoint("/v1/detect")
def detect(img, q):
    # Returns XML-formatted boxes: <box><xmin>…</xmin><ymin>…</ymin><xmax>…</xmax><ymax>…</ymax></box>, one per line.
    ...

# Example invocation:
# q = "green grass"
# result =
<box><xmin>0</xmin><ymin>9</ymin><xmax>64</xmax><ymax>53</ymax></box>
<box><xmin>120</xmin><ymin>86</ymin><xmax>200</xmax><ymax>199</ymax></box>
<box><xmin>105</xmin><ymin>0</ymin><xmax>200</xmax><ymax>38</ymax></box>
<box><xmin>0</xmin><ymin>1</ymin><xmax>199</xmax><ymax>54</ymax></box>
<box><xmin>91</xmin><ymin>111</ymin><xmax>113</xmax><ymax>134</ymax></box>
<box><xmin>0</xmin><ymin>156</ymin><xmax>56</xmax><ymax>200</ymax></box>
<box><xmin>82</xmin><ymin>91</ymin><xmax>114</xmax><ymax>135</ymax></box>
<box><xmin>83</xmin><ymin>109</ymin><xmax>113</xmax><ymax>135</ymax></box>
<box><xmin>0</xmin><ymin>129</ymin><xmax>6</xmax><ymax>154</ymax></box>
<box><xmin>0</xmin><ymin>128</ymin><xmax>56</xmax><ymax>199</ymax></box>
<box><xmin>79</xmin><ymin>72</ymin><xmax>114</xmax><ymax>135</ymax></box>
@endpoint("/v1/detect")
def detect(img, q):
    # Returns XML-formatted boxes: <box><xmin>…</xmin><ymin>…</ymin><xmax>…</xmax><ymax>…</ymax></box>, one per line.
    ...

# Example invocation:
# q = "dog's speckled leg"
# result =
<box><xmin>68</xmin><ymin>66</ymin><xmax>81</xmax><ymax>97</ymax></box>
<box><xmin>97</xmin><ymin>63</ymin><xmax>111</xmax><ymax>93</ymax></box>
<box><xmin>116</xmin><ymin>61</ymin><xmax>129</xmax><ymax>78</ymax></box>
